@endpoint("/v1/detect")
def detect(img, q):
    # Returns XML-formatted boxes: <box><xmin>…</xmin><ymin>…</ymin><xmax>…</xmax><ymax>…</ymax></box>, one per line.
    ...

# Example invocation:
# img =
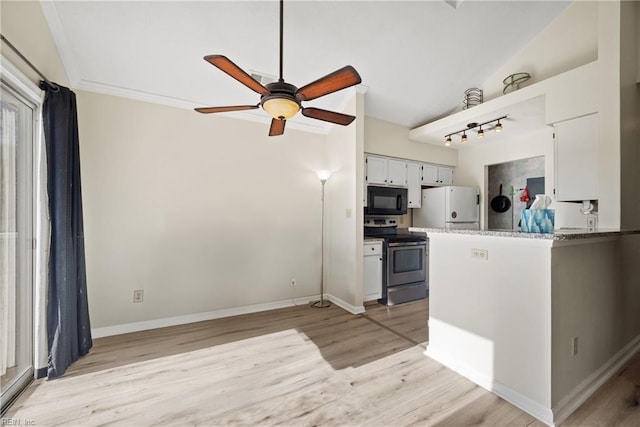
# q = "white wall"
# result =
<box><xmin>77</xmin><ymin>90</ymin><xmax>329</xmax><ymax>328</ymax></box>
<box><xmin>456</xmin><ymin>127</ymin><xmax>589</xmax><ymax>229</ymax></box>
<box><xmin>364</xmin><ymin>116</ymin><xmax>457</xmax><ymax>166</ymax></box>
<box><xmin>620</xmin><ymin>0</ymin><xmax>640</xmax><ymax>229</ymax></box>
<box><xmin>456</xmin><ymin>1</ymin><xmax>631</xmax><ymax>230</ymax></box>
<box><xmin>325</xmin><ymin>91</ymin><xmax>363</xmax><ymax>310</ymax></box>
<box><xmin>481</xmin><ymin>1</ymin><xmax>598</xmax><ymax>101</ymax></box>
<box><xmin>427</xmin><ymin>233</ymin><xmax>553</xmax><ymax>419</ymax></box>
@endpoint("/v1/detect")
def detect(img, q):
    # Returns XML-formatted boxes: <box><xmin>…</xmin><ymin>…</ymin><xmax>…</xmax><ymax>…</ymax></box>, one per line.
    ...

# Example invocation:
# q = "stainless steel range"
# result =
<box><xmin>364</xmin><ymin>218</ymin><xmax>428</xmax><ymax>305</ymax></box>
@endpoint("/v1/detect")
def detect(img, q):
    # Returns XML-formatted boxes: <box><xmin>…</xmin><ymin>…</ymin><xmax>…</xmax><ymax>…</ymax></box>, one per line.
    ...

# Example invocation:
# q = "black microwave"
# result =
<box><xmin>366</xmin><ymin>186</ymin><xmax>408</xmax><ymax>216</ymax></box>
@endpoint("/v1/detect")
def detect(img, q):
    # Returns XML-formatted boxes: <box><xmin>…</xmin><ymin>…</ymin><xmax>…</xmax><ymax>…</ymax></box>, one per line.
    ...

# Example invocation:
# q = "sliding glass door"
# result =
<box><xmin>1</xmin><ymin>79</ymin><xmax>34</xmax><ymax>413</ymax></box>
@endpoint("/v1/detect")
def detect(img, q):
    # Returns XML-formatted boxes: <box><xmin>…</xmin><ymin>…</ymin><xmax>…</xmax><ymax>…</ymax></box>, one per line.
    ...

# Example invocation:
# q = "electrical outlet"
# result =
<box><xmin>471</xmin><ymin>248</ymin><xmax>488</xmax><ymax>260</ymax></box>
<box><xmin>572</xmin><ymin>337</ymin><xmax>579</xmax><ymax>356</ymax></box>
<box><xmin>133</xmin><ymin>290</ymin><xmax>144</xmax><ymax>303</ymax></box>
<box><xmin>291</xmin><ymin>278</ymin><xmax>296</xmax><ymax>287</ymax></box>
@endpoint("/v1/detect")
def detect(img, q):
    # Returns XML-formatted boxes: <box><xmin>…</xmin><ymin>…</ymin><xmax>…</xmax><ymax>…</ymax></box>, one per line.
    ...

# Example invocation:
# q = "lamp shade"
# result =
<box><xmin>316</xmin><ymin>170</ymin><xmax>332</xmax><ymax>182</ymax></box>
<box><xmin>262</xmin><ymin>96</ymin><xmax>300</xmax><ymax>120</ymax></box>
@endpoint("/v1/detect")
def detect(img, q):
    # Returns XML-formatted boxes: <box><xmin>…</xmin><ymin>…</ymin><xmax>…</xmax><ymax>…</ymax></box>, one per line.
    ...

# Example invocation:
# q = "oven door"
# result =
<box><xmin>387</xmin><ymin>242</ymin><xmax>427</xmax><ymax>287</ymax></box>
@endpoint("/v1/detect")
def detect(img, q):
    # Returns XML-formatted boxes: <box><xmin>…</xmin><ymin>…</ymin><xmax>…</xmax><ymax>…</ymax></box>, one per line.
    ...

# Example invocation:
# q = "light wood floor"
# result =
<box><xmin>5</xmin><ymin>299</ymin><xmax>640</xmax><ymax>426</ymax></box>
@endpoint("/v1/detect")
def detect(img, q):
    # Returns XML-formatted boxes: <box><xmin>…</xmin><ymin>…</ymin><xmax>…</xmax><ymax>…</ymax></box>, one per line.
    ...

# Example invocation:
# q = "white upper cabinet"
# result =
<box><xmin>365</xmin><ymin>154</ymin><xmax>453</xmax><ymax>200</ymax></box>
<box><xmin>365</xmin><ymin>155</ymin><xmax>407</xmax><ymax>188</ymax></box>
<box><xmin>387</xmin><ymin>159</ymin><xmax>408</xmax><ymax>187</ymax></box>
<box><xmin>422</xmin><ymin>164</ymin><xmax>454</xmax><ymax>186</ymax></box>
<box><xmin>365</xmin><ymin>155</ymin><xmax>388</xmax><ymax>185</ymax></box>
<box><xmin>438</xmin><ymin>166</ymin><xmax>454</xmax><ymax>185</ymax></box>
<box><xmin>407</xmin><ymin>162</ymin><xmax>423</xmax><ymax>208</ymax></box>
<box><xmin>554</xmin><ymin>113</ymin><xmax>598</xmax><ymax>201</ymax></box>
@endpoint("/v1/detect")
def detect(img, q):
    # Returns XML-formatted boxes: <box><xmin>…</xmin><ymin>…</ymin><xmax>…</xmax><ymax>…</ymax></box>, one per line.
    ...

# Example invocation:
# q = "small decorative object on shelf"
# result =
<box><xmin>503</xmin><ymin>72</ymin><xmax>531</xmax><ymax>94</ymax></box>
<box><xmin>463</xmin><ymin>87</ymin><xmax>483</xmax><ymax>109</ymax></box>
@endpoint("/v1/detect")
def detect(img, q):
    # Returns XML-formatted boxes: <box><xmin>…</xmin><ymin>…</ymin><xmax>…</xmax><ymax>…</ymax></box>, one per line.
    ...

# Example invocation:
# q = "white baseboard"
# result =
<box><xmin>551</xmin><ymin>333</ymin><xmax>640</xmax><ymax>425</ymax></box>
<box><xmin>425</xmin><ymin>345</ymin><xmax>554</xmax><ymax>426</ymax></box>
<box><xmin>91</xmin><ymin>295</ymin><xmax>320</xmax><ymax>338</ymax></box>
<box><xmin>326</xmin><ymin>294</ymin><xmax>366</xmax><ymax>314</ymax></box>
<box><xmin>426</xmin><ymin>333</ymin><xmax>640</xmax><ymax>426</ymax></box>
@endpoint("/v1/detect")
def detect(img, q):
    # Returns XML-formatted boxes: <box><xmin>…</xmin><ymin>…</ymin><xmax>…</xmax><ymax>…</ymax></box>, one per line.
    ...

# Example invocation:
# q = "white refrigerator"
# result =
<box><xmin>413</xmin><ymin>186</ymin><xmax>480</xmax><ymax>229</ymax></box>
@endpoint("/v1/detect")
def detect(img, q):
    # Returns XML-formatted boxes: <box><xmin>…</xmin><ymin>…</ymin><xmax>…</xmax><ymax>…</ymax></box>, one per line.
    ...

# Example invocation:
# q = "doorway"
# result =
<box><xmin>1</xmin><ymin>72</ymin><xmax>36</xmax><ymax>414</ymax></box>
<box><xmin>487</xmin><ymin>156</ymin><xmax>545</xmax><ymax>230</ymax></box>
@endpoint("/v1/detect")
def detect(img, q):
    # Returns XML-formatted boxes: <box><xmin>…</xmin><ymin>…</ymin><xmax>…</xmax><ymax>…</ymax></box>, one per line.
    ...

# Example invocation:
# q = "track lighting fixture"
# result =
<box><xmin>443</xmin><ymin>115</ymin><xmax>507</xmax><ymax>146</ymax></box>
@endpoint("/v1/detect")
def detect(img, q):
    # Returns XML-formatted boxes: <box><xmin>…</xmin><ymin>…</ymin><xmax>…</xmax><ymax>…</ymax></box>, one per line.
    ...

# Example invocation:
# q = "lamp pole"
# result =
<box><xmin>311</xmin><ymin>171</ymin><xmax>331</xmax><ymax>308</ymax></box>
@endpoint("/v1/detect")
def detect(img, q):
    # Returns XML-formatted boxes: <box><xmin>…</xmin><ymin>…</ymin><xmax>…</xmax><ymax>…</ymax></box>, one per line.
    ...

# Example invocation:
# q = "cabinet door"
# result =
<box><xmin>554</xmin><ymin>113</ymin><xmax>598</xmax><ymax>201</ymax></box>
<box><xmin>364</xmin><ymin>243</ymin><xmax>383</xmax><ymax>301</ymax></box>
<box><xmin>438</xmin><ymin>166</ymin><xmax>454</xmax><ymax>185</ymax></box>
<box><xmin>407</xmin><ymin>162</ymin><xmax>422</xmax><ymax>208</ymax></box>
<box><xmin>387</xmin><ymin>159</ymin><xmax>407</xmax><ymax>187</ymax></box>
<box><xmin>366</xmin><ymin>155</ymin><xmax>388</xmax><ymax>185</ymax></box>
<box><xmin>422</xmin><ymin>164</ymin><xmax>438</xmax><ymax>185</ymax></box>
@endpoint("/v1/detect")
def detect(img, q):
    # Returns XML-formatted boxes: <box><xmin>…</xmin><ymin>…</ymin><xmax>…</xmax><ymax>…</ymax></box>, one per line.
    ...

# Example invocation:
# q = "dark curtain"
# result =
<box><xmin>42</xmin><ymin>84</ymin><xmax>92</xmax><ymax>379</ymax></box>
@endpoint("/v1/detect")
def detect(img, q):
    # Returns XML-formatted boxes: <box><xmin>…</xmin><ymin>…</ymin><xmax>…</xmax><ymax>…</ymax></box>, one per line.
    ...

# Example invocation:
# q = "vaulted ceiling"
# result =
<box><xmin>41</xmin><ymin>0</ymin><xmax>570</xmax><ymax>133</ymax></box>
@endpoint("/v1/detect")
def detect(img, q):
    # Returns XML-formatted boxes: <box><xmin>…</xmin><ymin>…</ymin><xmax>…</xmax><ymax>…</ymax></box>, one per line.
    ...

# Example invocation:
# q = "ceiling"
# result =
<box><xmin>41</xmin><ymin>0</ymin><xmax>570</xmax><ymax>134</ymax></box>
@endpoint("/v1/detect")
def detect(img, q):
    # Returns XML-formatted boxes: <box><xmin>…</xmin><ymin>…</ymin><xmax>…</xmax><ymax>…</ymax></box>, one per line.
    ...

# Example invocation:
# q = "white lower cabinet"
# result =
<box><xmin>364</xmin><ymin>241</ymin><xmax>383</xmax><ymax>301</ymax></box>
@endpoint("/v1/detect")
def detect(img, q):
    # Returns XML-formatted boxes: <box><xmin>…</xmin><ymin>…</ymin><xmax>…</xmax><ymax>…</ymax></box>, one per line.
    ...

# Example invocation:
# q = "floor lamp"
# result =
<box><xmin>311</xmin><ymin>170</ymin><xmax>332</xmax><ymax>308</ymax></box>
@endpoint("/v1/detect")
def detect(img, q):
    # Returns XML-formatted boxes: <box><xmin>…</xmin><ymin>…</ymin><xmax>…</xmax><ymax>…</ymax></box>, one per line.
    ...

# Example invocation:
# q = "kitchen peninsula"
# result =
<box><xmin>409</xmin><ymin>227</ymin><xmax>640</xmax><ymax>425</ymax></box>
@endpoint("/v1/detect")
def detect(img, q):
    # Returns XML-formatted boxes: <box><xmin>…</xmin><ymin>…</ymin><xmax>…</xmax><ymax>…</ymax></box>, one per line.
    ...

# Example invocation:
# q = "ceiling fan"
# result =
<box><xmin>195</xmin><ymin>0</ymin><xmax>362</xmax><ymax>136</ymax></box>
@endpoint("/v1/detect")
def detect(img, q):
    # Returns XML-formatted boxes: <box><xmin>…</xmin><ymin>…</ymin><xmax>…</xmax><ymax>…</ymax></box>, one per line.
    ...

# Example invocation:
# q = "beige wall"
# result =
<box><xmin>0</xmin><ymin>1</ymin><xmax>69</xmax><ymax>87</ymax></box>
<box><xmin>77</xmin><ymin>90</ymin><xmax>329</xmax><ymax>328</ymax></box>
<box><xmin>364</xmin><ymin>116</ymin><xmax>457</xmax><ymax>166</ymax></box>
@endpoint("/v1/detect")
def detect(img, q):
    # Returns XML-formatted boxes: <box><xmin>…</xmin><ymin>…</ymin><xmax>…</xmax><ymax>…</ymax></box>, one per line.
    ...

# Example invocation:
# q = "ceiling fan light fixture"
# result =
<box><xmin>262</xmin><ymin>96</ymin><xmax>300</xmax><ymax>120</ymax></box>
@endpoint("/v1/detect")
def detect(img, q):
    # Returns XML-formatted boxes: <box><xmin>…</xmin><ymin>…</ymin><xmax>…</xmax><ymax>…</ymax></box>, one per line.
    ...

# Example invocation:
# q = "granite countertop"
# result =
<box><xmin>408</xmin><ymin>227</ymin><xmax>640</xmax><ymax>241</ymax></box>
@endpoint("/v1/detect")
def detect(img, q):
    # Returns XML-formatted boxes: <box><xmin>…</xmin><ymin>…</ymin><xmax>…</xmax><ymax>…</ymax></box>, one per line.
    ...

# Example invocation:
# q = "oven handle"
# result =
<box><xmin>388</xmin><ymin>242</ymin><xmax>426</xmax><ymax>247</ymax></box>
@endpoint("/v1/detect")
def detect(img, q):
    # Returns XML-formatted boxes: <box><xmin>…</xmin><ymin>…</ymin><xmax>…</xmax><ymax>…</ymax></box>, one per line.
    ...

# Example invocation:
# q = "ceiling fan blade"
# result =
<box><xmin>195</xmin><ymin>105</ymin><xmax>259</xmax><ymax>114</ymax></box>
<box><xmin>296</xmin><ymin>66</ymin><xmax>362</xmax><ymax>101</ymax></box>
<box><xmin>269</xmin><ymin>118</ymin><xmax>286</xmax><ymax>136</ymax></box>
<box><xmin>204</xmin><ymin>55</ymin><xmax>270</xmax><ymax>96</ymax></box>
<box><xmin>301</xmin><ymin>107</ymin><xmax>356</xmax><ymax>126</ymax></box>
